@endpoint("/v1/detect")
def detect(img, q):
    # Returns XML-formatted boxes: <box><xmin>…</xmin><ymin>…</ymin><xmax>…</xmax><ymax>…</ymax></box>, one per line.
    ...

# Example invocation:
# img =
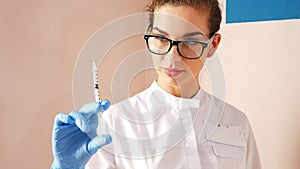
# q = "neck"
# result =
<box><xmin>156</xmin><ymin>78</ymin><xmax>200</xmax><ymax>98</ymax></box>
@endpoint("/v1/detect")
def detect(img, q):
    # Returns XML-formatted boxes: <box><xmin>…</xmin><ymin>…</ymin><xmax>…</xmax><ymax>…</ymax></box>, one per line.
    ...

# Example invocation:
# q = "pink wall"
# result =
<box><xmin>0</xmin><ymin>1</ymin><xmax>147</xmax><ymax>168</ymax></box>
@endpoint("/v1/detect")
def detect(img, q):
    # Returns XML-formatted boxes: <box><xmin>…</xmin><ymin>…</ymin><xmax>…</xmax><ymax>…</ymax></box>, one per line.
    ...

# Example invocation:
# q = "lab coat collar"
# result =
<box><xmin>149</xmin><ymin>81</ymin><xmax>224</xmax><ymax>143</ymax></box>
<box><xmin>150</xmin><ymin>81</ymin><xmax>200</xmax><ymax>110</ymax></box>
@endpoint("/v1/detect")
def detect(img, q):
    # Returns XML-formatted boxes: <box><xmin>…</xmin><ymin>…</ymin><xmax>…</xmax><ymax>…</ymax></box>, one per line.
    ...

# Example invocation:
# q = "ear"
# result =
<box><xmin>207</xmin><ymin>33</ymin><xmax>221</xmax><ymax>58</ymax></box>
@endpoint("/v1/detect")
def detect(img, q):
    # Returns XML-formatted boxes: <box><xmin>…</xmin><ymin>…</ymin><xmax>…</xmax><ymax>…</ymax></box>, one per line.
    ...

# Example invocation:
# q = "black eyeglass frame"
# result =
<box><xmin>144</xmin><ymin>34</ymin><xmax>215</xmax><ymax>60</ymax></box>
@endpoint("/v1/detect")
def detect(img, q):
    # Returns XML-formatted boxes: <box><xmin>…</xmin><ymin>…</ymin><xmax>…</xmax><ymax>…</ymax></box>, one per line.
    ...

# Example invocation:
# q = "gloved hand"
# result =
<box><xmin>51</xmin><ymin>100</ymin><xmax>112</xmax><ymax>169</ymax></box>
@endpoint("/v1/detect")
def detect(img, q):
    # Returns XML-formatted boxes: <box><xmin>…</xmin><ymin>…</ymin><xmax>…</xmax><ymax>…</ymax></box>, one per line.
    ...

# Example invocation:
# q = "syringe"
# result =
<box><xmin>92</xmin><ymin>56</ymin><xmax>106</xmax><ymax>125</ymax></box>
<box><xmin>92</xmin><ymin>56</ymin><xmax>101</xmax><ymax>102</ymax></box>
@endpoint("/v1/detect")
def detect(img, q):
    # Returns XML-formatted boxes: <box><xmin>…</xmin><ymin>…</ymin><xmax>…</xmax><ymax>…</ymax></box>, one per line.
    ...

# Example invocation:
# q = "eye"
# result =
<box><xmin>155</xmin><ymin>36</ymin><xmax>168</xmax><ymax>42</ymax></box>
<box><xmin>184</xmin><ymin>40</ymin><xmax>199</xmax><ymax>46</ymax></box>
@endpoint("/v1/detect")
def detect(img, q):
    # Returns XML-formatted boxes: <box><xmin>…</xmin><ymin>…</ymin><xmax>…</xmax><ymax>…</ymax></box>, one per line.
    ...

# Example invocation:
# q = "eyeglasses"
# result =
<box><xmin>144</xmin><ymin>34</ymin><xmax>214</xmax><ymax>60</ymax></box>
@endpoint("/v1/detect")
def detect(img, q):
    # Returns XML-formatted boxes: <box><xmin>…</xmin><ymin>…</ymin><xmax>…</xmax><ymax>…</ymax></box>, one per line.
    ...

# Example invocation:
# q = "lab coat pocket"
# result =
<box><xmin>211</xmin><ymin>143</ymin><xmax>245</xmax><ymax>160</ymax></box>
<box><xmin>208</xmin><ymin>125</ymin><xmax>246</xmax><ymax>160</ymax></box>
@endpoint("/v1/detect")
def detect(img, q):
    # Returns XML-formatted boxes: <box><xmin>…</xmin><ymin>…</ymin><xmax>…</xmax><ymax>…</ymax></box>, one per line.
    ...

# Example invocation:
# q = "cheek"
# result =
<box><xmin>151</xmin><ymin>54</ymin><xmax>160</xmax><ymax>68</ymax></box>
<box><xmin>184</xmin><ymin>48</ymin><xmax>210</xmax><ymax>75</ymax></box>
<box><xmin>184</xmin><ymin>59</ymin><xmax>205</xmax><ymax>75</ymax></box>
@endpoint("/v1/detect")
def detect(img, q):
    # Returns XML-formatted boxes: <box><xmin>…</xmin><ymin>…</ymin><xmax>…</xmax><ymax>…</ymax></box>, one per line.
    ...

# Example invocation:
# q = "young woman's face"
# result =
<box><xmin>150</xmin><ymin>5</ymin><xmax>220</xmax><ymax>89</ymax></box>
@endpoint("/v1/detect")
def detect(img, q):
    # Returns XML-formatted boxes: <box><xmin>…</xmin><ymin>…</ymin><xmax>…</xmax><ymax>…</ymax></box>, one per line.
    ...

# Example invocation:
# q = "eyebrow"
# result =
<box><xmin>152</xmin><ymin>27</ymin><xmax>205</xmax><ymax>38</ymax></box>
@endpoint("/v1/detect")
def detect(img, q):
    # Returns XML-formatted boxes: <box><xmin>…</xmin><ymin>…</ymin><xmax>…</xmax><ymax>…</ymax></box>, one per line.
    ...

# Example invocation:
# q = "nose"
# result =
<box><xmin>164</xmin><ymin>45</ymin><xmax>181</xmax><ymax>62</ymax></box>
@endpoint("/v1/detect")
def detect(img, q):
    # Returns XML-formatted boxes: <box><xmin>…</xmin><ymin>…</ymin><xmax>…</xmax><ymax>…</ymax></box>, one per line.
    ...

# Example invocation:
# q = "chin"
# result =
<box><xmin>159</xmin><ymin>75</ymin><xmax>188</xmax><ymax>89</ymax></box>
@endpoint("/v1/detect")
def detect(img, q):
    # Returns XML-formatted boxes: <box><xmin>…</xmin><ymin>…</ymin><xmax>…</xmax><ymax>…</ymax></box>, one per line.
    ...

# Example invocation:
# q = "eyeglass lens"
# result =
<box><xmin>147</xmin><ymin>36</ymin><xmax>204</xmax><ymax>59</ymax></box>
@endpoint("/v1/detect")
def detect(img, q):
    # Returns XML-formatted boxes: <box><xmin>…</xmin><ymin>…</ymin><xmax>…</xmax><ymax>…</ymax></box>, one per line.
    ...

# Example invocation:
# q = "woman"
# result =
<box><xmin>51</xmin><ymin>0</ymin><xmax>262</xmax><ymax>168</ymax></box>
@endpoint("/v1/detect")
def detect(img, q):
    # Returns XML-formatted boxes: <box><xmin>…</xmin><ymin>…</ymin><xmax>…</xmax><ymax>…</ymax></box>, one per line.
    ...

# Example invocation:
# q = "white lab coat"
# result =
<box><xmin>86</xmin><ymin>81</ymin><xmax>261</xmax><ymax>169</ymax></box>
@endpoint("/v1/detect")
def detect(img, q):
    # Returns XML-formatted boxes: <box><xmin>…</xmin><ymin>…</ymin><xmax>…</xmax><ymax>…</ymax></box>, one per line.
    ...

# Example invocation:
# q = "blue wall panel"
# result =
<box><xmin>226</xmin><ymin>0</ymin><xmax>300</xmax><ymax>23</ymax></box>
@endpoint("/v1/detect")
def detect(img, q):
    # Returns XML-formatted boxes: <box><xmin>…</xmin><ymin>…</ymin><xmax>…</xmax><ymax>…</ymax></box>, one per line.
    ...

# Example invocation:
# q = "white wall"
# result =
<box><xmin>218</xmin><ymin>2</ymin><xmax>300</xmax><ymax>168</ymax></box>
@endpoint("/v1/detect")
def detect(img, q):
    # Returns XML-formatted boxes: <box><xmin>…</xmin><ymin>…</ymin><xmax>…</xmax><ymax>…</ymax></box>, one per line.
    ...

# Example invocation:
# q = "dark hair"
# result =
<box><xmin>145</xmin><ymin>0</ymin><xmax>222</xmax><ymax>38</ymax></box>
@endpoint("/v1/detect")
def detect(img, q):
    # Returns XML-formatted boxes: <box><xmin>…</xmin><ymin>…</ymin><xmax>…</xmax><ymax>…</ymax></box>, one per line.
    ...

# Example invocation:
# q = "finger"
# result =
<box><xmin>87</xmin><ymin>134</ymin><xmax>112</xmax><ymax>155</ymax></box>
<box><xmin>79</xmin><ymin>102</ymin><xmax>101</xmax><ymax>115</ymax></box>
<box><xmin>98</xmin><ymin>100</ymin><xmax>110</xmax><ymax>112</ymax></box>
<box><xmin>88</xmin><ymin>113</ymin><xmax>99</xmax><ymax>130</ymax></box>
<box><xmin>69</xmin><ymin>110</ymin><xmax>90</xmax><ymax>133</ymax></box>
<box><xmin>69</xmin><ymin>100</ymin><xmax>110</xmax><ymax>133</ymax></box>
<box><xmin>54</xmin><ymin>113</ymin><xmax>75</xmax><ymax>126</ymax></box>
<box><xmin>79</xmin><ymin>100</ymin><xmax>110</xmax><ymax>116</ymax></box>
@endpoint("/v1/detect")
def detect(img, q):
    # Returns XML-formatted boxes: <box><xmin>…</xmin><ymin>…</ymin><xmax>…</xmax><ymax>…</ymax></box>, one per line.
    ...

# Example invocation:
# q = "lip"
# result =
<box><xmin>162</xmin><ymin>68</ymin><xmax>184</xmax><ymax>77</ymax></box>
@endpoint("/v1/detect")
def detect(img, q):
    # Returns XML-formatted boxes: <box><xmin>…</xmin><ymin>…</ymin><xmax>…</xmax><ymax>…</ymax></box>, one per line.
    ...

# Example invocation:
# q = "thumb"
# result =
<box><xmin>87</xmin><ymin>134</ymin><xmax>112</xmax><ymax>155</ymax></box>
<box><xmin>98</xmin><ymin>100</ymin><xmax>110</xmax><ymax>112</ymax></box>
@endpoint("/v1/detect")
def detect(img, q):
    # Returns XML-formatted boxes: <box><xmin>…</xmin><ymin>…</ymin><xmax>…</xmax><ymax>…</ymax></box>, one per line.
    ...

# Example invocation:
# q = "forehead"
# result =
<box><xmin>152</xmin><ymin>5</ymin><xmax>210</xmax><ymax>38</ymax></box>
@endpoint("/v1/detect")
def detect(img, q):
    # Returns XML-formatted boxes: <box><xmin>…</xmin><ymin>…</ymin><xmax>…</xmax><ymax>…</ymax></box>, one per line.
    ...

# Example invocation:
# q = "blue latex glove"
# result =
<box><xmin>51</xmin><ymin>101</ymin><xmax>112</xmax><ymax>169</ymax></box>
